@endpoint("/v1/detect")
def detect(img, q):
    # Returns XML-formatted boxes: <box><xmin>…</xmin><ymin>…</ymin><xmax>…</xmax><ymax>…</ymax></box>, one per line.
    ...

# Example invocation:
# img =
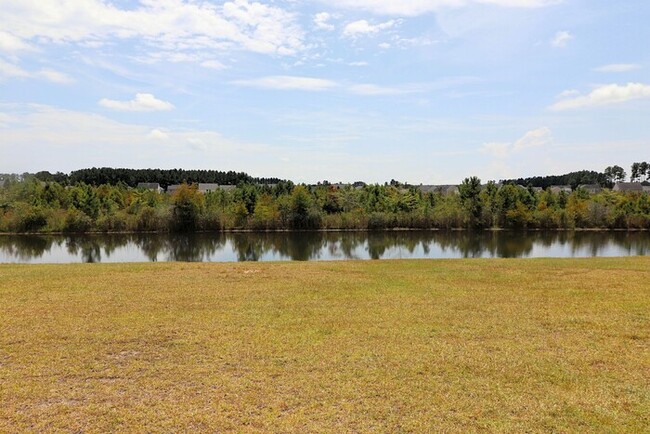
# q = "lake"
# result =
<box><xmin>1</xmin><ymin>231</ymin><xmax>649</xmax><ymax>263</ymax></box>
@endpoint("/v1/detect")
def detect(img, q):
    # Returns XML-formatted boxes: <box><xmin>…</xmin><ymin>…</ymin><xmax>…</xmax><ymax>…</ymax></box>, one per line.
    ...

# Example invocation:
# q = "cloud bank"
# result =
<box><xmin>551</xmin><ymin>83</ymin><xmax>650</xmax><ymax>110</ymax></box>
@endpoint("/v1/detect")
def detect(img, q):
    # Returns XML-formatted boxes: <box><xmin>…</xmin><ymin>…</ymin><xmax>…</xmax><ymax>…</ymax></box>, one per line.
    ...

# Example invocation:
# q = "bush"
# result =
<box><xmin>63</xmin><ymin>209</ymin><xmax>93</xmax><ymax>233</ymax></box>
<box><xmin>199</xmin><ymin>209</ymin><xmax>223</xmax><ymax>231</ymax></box>
<box><xmin>368</xmin><ymin>212</ymin><xmax>393</xmax><ymax>230</ymax></box>
<box><xmin>5</xmin><ymin>205</ymin><xmax>48</xmax><ymax>233</ymax></box>
<box><xmin>137</xmin><ymin>206</ymin><xmax>160</xmax><ymax>232</ymax></box>
<box><xmin>97</xmin><ymin>213</ymin><xmax>129</xmax><ymax>232</ymax></box>
<box><xmin>17</xmin><ymin>207</ymin><xmax>48</xmax><ymax>232</ymax></box>
<box><xmin>171</xmin><ymin>185</ymin><xmax>203</xmax><ymax>232</ymax></box>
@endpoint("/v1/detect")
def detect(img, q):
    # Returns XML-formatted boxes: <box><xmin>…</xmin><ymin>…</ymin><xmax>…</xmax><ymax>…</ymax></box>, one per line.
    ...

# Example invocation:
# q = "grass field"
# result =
<box><xmin>1</xmin><ymin>258</ymin><xmax>649</xmax><ymax>432</ymax></box>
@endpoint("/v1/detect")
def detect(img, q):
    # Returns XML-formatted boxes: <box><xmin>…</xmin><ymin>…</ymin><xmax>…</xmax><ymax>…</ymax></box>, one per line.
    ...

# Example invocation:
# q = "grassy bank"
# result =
<box><xmin>1</xmin><ymin>259</ymin><xmax>649</xmax><ymax>432</ymax></box>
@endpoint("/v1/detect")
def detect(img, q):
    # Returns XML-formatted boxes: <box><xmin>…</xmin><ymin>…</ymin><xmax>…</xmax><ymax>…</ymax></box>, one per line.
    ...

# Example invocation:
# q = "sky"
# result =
<box><xmin>1</xmin><ymin>0</ymin><xmax>649</xmax><ymax>184</ymax></box>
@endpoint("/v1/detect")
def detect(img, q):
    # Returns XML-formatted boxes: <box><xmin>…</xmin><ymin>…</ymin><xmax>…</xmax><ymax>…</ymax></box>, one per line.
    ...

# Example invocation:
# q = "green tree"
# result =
<box><xmin>631</xmin><ymin>162</ymin><xmax>641</xmax><ymax>182</ymax></box>
<box><xmin>604</xmin><ymin>165</ymin><xmax>626</xmax><ymax>183</ymax></box>
<box><xmin>290</xmin><ymin>185</ymin><xmax>321</xmax><ymax>229</ymax></box>
<box><xmin>459</xmin><ymin>177</ymin><xmax>482</xmax><ymax>228</ymax></box>
<box><xmin>479</xmin><ymin>181</ymin><xmax>499</xmax><ymax>227</ymax></box>
<box><xmin>171</xmin><ymin>184</ymin><xmax>204</xmax><ymax>232</ymax></box>
<box><xmin>640</xmin><ymin>162</ymin><xmax>649</xmax><ymax>182</ymax></box>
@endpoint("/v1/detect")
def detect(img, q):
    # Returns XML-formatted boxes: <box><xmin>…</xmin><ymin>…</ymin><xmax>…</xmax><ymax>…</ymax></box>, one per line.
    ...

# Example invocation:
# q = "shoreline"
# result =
<box><xmin>1</xmin><ymin>227</ymin><xmax>650</xmax><ymax>236</ymax></box>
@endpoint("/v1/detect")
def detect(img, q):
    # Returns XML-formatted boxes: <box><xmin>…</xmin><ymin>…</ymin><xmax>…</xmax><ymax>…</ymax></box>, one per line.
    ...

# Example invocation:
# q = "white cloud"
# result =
<box><xmin>481</xmin><ymin>127</ymin><xmax>552</xmax><ymax>157</ymax></box>
<box><xmin>0</xmin><ymin>31</ymin><xmax>35</xmax><ymax>52</ymax></box>
<box><xmin>1</xmin><ymin>0</ymin><xmax>305</xmax><ymax>58</ymax></box>
<box><xmin>314</xmin><ymin>12</ymin><xmax>335</xmax><ymax>30</ymax></box>
<box><xmin>550</xmin><ymin>83</ymin><xmax>650</xmax><ymax>111</ymax></box>
<box><xmin>99</xmin><ymin>93</ymin><xmax>174</xmax><ymax>112</ymax></box>
<box><xmin>349</xmin><ymin>61</ymin><xmax>369</xmax><ymax>66</ymax></box>
<box><xmin>551</xmin><ymin>31</ymin><xmax>572</xmax><ymax>48</ymax></box>
<box><xmin>36</xmin><ymin>68</ymin><xmax>74</xmax><ymax>84</ymax></box>
<box><xmin>147</xmin><ymin>129</ymin><xmax>170</xmax><ymax>140</ymax></box>
<box><xmin>0</xmin><ymin>112</ymin><xmax>18</xmax><ymax>128</ymax></box>
<box><xmin>0</xmin><ymin>59</ymin><xmax>31</xmax><ymax>79</ymax></box>
<box><xmin>378</xmin><ymin>42</ymin><xmax>391</xmax><ymax>49</ymax></box>
<box><xmin>136</xmin><ymin>52</ymin><xmax>229</xmax><ymax>70</ymax></box>
<box><xmin>323</xmin><ymin>0</ymin><xmax>560</xmax><ymax>16</ymax></box>
<box><xmin>513</xmin><ymin>126</ymin><xmax>552</xmax><ymax>150</ymax></box>
<box><xmin>348</xmin><ymin>83</ymin><xmax>417</xmax><ymax>95</ymax></box>
<box><xmin>0</xmin><ymin>59</ymin><xmax>73</xmax><ymax>83</ymax></box>
<box><xmin>231</xmin><ymin>75</ymin><xmax>476</xmax><ymax>95</ymax></box>
<box><xmin>0</xmin><ymin>104</ymin><xmax>273</xmax><ymax>173</ymax></box>
<box><xmin>594</xmin><ymin>64</ymin><xmax>641</xmax><ymax>73</ymax></box>
<box><xmin>395</xmin><ymin>36</ymin><xmax>437</xmax><ymax>48</ymax></box>
<box><xmin>481</xmin><ymin>142</ymin><xmax>510</xmax><ymax>158</ymax></box>
<box><xmin>556</xmin><ymin>89</ymin><xmax>580</xmax><ymax>99</ymax></box>
<box><xmin>343</xmin><ymin>19</ymin><xmax>398</xmax><ymax>38</ymax></box>
<box><xmin>200</xmin><ymin>60</ymin><xmax>228</xmax><ymax>70</ymax></box>
<box><xmin>231</xmin><ymin>75</ymin><xmax>338</xmax><ymax>91</ymax></box>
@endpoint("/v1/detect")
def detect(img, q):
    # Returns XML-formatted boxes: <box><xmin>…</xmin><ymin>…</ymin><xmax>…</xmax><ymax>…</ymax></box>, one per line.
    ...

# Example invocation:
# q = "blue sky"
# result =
<box><xmin>1</xmin><ymin>0</ymin><xmax>649</xmax><ymax>184</ymax></box>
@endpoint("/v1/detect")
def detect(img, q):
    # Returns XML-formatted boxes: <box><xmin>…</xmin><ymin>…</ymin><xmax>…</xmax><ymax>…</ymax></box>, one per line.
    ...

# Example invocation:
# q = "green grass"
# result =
<box><xmin>1</xmin><ymin>258</ymin><xmax>649</xmax><ymax>432</ymax></box>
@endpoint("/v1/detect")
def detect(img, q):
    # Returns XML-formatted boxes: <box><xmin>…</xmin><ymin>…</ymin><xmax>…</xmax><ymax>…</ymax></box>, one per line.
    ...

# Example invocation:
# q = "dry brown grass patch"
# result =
<box><xmin>1</xmin><ymin>258</ymin><xmax>649</xmax><ymax>432</ymax></box>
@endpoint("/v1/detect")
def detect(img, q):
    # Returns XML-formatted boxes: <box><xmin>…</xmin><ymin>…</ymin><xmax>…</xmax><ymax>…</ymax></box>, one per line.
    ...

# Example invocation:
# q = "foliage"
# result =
<box><xmin>2</xmin><ymin>176</ymin><xmax>650</xmax><ymax>233</ymax></box>
<box><xmin>503</xmin><ymin>169</ymin><xmax>612</xmax><ymax>189</ymax></box>
<box><xmin>171</xmin><ymin>184</ymin><xmax>204</xmax><ymax>232</ymax></box>
<box><xmin>459</xmin><ymin>177</ymin><xmax>482</xmax><ymax>228</ymax></box>
<box><xmin>34</xmin><ymin>167</ymin><xmax>283</xmax><ymax>188</ymax></box>
<box><xmin>604</xmin><ymin>165</ymin><xmax>627</xmax><ymax>184</ymax></box>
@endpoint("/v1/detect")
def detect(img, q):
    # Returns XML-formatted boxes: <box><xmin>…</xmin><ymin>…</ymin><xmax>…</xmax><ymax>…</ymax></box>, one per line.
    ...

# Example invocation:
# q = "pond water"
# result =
<box><xmin>1</xmin><ymin>231</ymin><xmax>649</xmax><ymax>263</ymax></box>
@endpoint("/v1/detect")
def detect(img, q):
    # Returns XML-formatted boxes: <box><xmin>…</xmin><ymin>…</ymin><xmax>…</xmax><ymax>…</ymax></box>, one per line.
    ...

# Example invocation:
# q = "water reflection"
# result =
<box><xmin>0</xmin><ymin>231</ymin><xmax>649</xmax><ymax>263</ymax></box>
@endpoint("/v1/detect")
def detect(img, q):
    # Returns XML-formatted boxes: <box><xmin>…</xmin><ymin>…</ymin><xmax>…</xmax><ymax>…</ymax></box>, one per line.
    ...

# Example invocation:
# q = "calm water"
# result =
<box><xmin>1</xmin><ymin>231</ymin><xmax>649</xmax><ymax>263</ymax></box>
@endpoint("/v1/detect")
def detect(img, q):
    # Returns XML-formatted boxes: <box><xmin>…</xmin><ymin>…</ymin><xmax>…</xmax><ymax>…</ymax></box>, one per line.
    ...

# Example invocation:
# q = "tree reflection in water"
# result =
<box><xmin>0</xmin><ymin>235</ymin><xmax>54</xmax><ymax>261</ymax></box>
<box><xmin>0</xmin><ymin>231</ymin><xmax>649</xmax><ymax>263</ymax></box>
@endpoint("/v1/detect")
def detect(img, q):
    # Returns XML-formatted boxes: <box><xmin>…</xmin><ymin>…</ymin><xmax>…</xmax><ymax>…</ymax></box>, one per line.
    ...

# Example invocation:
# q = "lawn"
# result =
<box><xmin>1</xmin><ymin>258</ymin><xmax>649</xmax><ymax>432</ymax></box>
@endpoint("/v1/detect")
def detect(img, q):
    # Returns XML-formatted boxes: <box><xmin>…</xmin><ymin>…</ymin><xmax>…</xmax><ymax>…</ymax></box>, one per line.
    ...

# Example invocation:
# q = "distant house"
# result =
<box><xmin>613</xmin><ymin>182</ymin><xmax>643</xmax><ymax>192</ymax></box>
<box><xmin>198</xmin><ymin>183</ymin><xmax>220</xmax><ymax>194</ymax></box>
<box><xmin>549</xmin><ymin>185</ymin><xmax>572</xmax><ymax>194</ymax></box>
<box><xmin>166</xmin><ymin>184</ymin><xmax>182</xmax><ymax>194</ymax></box>
<box><xmin>444</xmin><ymin>185</ymin><xmax>460</xmax><ymax>195</ymax></box>
<box><xmin>166</xmin><ymin>183</ymin><xmax>237</xmax><ymax>194</ymax></box>
<box><xmin>137</xmin><ymin>182</ymin><xmax>163</xmax><ymax>193</ymax></box>
<box><xmin>577</xmin><ymin>184</ymin><xmax>602</xmax><ymax>194</ymax></box>
<box><xmin>478</xmin><ymin>183</ymin><xmax>502</xmax><ymax>192</ymax></box>
<box><xmin>643</xmin><ymin>186</ymin><xmax>650</xmax><ymax>193</ymax></box>
<box><xmin>416</xmin><ymin>185</ymin><xmax>459</xmax><ymax>195</ymax></box>
<box><xmin>511</xmin><ymin>185</ymin><xmax>542</xmax><ymax>194</ymax></box>
<box><xmin>218</xmin><ymin>185</ymin><xmax>237</xmax><ymax>192</ymax></box>
<box><xmin>416</xmin><ymin>185</ymin><xmax>437</xmax><ymax>194</ymax></box>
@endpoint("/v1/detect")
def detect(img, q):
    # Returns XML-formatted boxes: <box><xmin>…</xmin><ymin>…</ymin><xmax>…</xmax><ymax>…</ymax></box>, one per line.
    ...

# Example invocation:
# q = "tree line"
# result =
<box><xmin>32</xmin><ymin>167</ymin><xmax>284</xmax><ymax>188</ymax></box>
<box><xmin>2</xmin><ymin>175</ymin><xmax>650</xmax><ymax>233</ymax></box>
<box><xmin>501</xmin><ymin>163</ymin><xmax>650</xmax><ymax>188</ymax></box>
<box><xmin>501</xmin><ymin>169</ymin><xmax>611</xmax><ymax>189</ymax></box>
<box><xmin>24</xmin><ymin>162</ymin><xmax>650</xmax><ymax>191</ymax></box>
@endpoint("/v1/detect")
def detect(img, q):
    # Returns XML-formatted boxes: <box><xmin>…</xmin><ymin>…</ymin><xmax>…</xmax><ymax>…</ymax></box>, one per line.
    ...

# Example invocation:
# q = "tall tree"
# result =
<box><xmin>459</xmin><ymin>176</ymin><xmax>483</xmax><ymax>228</ymax></box>
<box><xmin>639</xmin><ymin>162</ymin><xmax>649</xmax><ymax>182</ymax></box>
<box><xmin>631</xmin><ymin>162</ymin><xmax>641</xmax><ymax>182</ymax></box>
<box><xmin>171</xmin><ymin>184</ymin><xmax>204</xmax><ymax>232</ymax></box>
<box><xmin>604</xmin><ymin>165</ymin><xmax>626</xmax><ymax>183</ymax></box>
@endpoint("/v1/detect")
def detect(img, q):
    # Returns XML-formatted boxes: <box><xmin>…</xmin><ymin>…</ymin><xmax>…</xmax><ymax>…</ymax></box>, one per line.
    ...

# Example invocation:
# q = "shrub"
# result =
<box><xmin>97</xmin><ymin>213</ymin><xmax>129</xmax><ymax>232</ymax></box>
<box><xmin>137</xmin><ymin>206</ymin><xmax>159</xmax><ymax>232</ymax></box>
<box><xmin>17</xmin><ymin>207</ymin><xmax>48</xmax><ymax>232</ymax></box>
<box><xmin>63</xmin><ymin>209</ymin><xmax>93</xmax><ymax>233</ymax></box>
